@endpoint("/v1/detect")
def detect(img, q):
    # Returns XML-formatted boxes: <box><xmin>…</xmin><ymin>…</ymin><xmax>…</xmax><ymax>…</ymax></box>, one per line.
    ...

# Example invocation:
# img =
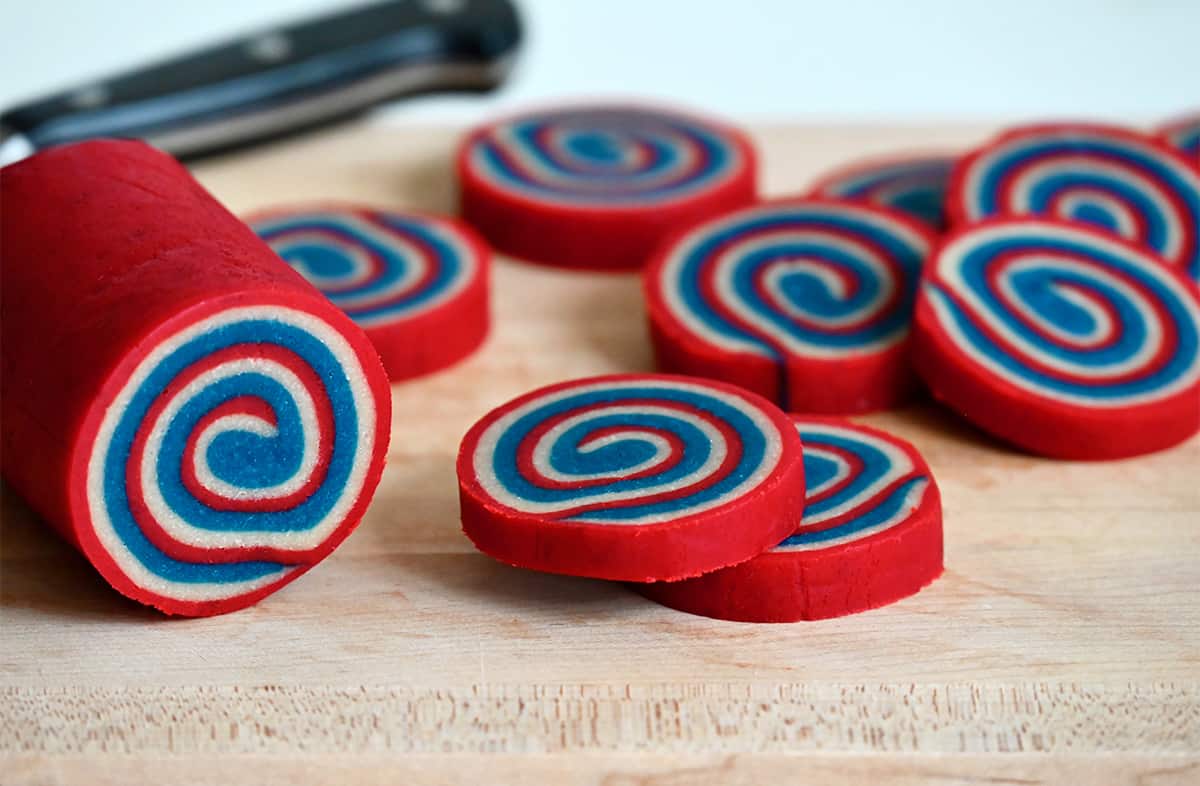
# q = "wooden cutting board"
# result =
<box><xmin>2</xmin><ymin>124</ymin><xmax>1197</xmax><ymax>786</ymax></box>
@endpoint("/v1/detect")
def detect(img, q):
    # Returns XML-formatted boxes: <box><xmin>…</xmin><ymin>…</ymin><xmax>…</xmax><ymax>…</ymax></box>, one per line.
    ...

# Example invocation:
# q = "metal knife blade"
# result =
<box><xmin>0</xmin><ymin>0</ymin><xmax>521</xmax><ymax>164</ymax></box>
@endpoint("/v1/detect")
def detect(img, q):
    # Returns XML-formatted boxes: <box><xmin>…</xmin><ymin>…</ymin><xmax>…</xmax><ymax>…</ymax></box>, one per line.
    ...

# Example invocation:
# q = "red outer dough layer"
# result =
<box><xmin>365</xmin><ymin>218</ymin><xmax>489</xmax><ymax>380</ymax></box>
<box><xmin>0</xmin><ymin>140</ymin><xmax>391</xmax><ymax>616</ymax></box>
<box><xmin>943</xmin><ymin>122</ymin><xmax>1200</xmax><ymax>284</ymax></box>
<box><xmin>646</xmin><ymin>309</ymin><xmax>921</xmax><ymax>414</ymax></box>
<box><xmin>456</xmin><ymin>105</ymin><xmax>758</xmax><ymax>271</ymax></box>
<box><xmin>912</xmin><ymin>323</ymin><xmax>1200</xmax><ymax>460</ymax></box>
<box><xmin>636</xmin><ymin>417</ymin><xmax>943</xmax><ymax>622</ymax></box>
<box><xmin>246</xmin><ymin>204</ymin><xmax>492</xmax><ymax>381</ymax></box>
<box><xmin>1155</xmin><ymin>113</ymin><xmax>1200</xmax><ymax>165</ymax></box>
<box><xmin>643</xmin><ymin>198</ymin><xmax>936</xmax><ymax>414</ymax></box>
<box><xmin>806</xmin><ymin>152</ymin><xmax>957</xmax><ymax>231</ymax></box>
<box><xmin>912</xmin><ymin>218</ymin><xmax>1200</xmax><ymax>460</ymax></box>
<box><xmin>456</xmin><ymin>374</ymin><xmax>806</xmax><ymax>581</ymax></box>
<box><xmin>944</xmin><ymin>122</ymin><xmax>1200</xmax><ymax>227</ymax></box>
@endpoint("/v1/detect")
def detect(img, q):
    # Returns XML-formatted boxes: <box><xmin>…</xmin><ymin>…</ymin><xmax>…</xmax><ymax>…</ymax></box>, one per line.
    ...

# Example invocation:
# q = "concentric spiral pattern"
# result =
<box><xmin>775</xmin><ymin>420</ymin><xmax>929</xmax><ymax>552</ymax></box>
<box><xmin>1158</xmin><ymin>115</ymin><xmax>1200</xmax><ymax>162</ymax></box>
<box><xmin>921</xmin><ymin>220</ymin><xmax>1200</xmax><ymax>408</ymax></box>
<box><xmin>84</xmin><ymin>305</ymin><xmax>382</xmax><ymax>606</ymax></box>
<box><xmin>465</xmin><ymin>377</ymin><xmax>789</xmax><ymax>525</ymax></box>
<box><xmin>633</xmin><ymin>415</ymin><xmax>940</xmax><ymax>621</ymax></box>
<box><xmin>953</xmin><ymin>125</ymin><xmax>1200</xmax><ymax>281</ymax></box>
<box><xmin>464</xmin><ymin>106</ymin><xmax>749</xmax><ymax>206</ymax></box>
<box><xmin>812</xmin><ymin>155</ymin><xmax>957</xmax><ymax>230</ymax></box>
<box><xmin>251</xmin><ymin>208</ymin><xmax>479</xmax><ymax>328</ymax></box>
<box><xmin>653</xmin><ymin>200</ymin><xmax>932</xmax><ymax>362</ymax></box>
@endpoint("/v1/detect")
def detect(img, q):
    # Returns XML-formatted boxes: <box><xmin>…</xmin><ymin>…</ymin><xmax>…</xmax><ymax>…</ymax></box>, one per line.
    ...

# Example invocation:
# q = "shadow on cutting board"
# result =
<box><xmin>0</xmin><ymin>483</ymin><xmax>157</xmax><ymax>621</ymax></box>
<box><xmin>399</xmin><ymin>551</ymin><xmax>638</xmax><ymax>623</ymax></box>
<box><xmin>391</xmin><ymin>143</ymin><xmax>459</xmax><ymax>215</ymax></box>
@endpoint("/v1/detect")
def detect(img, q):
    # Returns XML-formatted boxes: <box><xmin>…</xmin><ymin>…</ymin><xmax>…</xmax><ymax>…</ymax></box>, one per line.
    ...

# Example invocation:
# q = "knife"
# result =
<box><xmin>0</xmin><ymin>0</ymin><xmax>521</xmax><ymax>165</ymax></box>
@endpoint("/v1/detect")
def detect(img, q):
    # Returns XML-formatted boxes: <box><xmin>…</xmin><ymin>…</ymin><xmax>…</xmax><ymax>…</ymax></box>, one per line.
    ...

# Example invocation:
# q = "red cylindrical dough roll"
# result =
<box><xmin>457</xmin><ymin>103</ymin><xmax>758</xmax><ymax>270</ymax></box>
<box><xmin>636</xmin><ymin>416</ymin><xmax>943</xmax><ymax>622</ymax></box>
<box><xmin>0</xmin><ymin>140</ymin><xmax>391</xmax><ymax>616</ymax></box>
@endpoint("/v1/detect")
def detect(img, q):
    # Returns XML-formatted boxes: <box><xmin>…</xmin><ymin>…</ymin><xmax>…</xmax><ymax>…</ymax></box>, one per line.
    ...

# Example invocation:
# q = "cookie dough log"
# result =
<box><xmin>0</xmin><ymin>140</ymin><xmax>391</xmax><ymax>616</ymax></box>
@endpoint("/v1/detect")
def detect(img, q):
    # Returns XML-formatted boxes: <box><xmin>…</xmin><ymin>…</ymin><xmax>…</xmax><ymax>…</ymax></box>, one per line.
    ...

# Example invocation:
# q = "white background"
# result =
<box><xmin>1</xmin><ymin>0</ymin><xmax>1197</xmax><ymax>124</ymax></box>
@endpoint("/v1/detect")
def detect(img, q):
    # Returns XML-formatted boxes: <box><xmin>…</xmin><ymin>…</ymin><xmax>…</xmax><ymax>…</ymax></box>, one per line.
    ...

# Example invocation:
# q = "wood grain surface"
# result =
<box><xmin>1</xmin><ymin>123</ymin><xmax>1198</xmax><ymax>784</ymax></box>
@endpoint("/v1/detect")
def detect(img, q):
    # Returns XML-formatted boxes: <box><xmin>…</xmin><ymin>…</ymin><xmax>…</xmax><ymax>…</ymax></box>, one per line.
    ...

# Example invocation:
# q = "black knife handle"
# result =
<box><xmin>0</xmin><ymin>0</ymin><xmax>521</xmax><ymax>161</ymax></box>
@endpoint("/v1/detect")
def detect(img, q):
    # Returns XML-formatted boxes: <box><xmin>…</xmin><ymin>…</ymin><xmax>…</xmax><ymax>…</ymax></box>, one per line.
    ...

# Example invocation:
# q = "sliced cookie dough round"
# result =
<box><xmin>457</xmin><ymin>103</ymin><xmax>758</xmax><ymax>270</ymax></box>
<box><xmin>637</xmin><ymin>416</ymin><xmax>943</xmax><ymax>621</ymax></box>
<box><xmin>457</xmin><ymin>374</ymin><xmax>806</xmax><ymax>581</ymax></box>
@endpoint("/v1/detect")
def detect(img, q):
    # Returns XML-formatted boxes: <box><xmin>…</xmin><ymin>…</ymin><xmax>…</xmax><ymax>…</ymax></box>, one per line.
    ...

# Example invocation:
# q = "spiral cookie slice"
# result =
<box><xmin>1157</xmin><ymin>114</ymin><xmax>1200</xmax><ymax>164</ymax></box>
<box><xmin>948</xmin><ymin>124</ymin><xmax>1200</xmax><ymax>283</ymax></box>
<box><xmin>458</xmin><ymin>103</ymin><xmax>757</xmax><ymax>270</ymax></box>
<box><xmin>249</xmin><ymin>205</ymin><xmax>490</xmax><ymax>381</ymax></box>
<box><xmin>809</xmin><ymin>154</ymin><xmax>958</xmax><ymax>230</ymax></box>
<box><xmin>646</xmin><ymin>198</ymin><xmax>936</xmax><ymax>413</ymax></box>
<box><xmin>914</xmin><ymin>218</ymin><xmax>1200</xmax><ymax>459</ymax></box>
<box><xmin>0</xmin><ymin>141</ymin><xmax>391</xmax><ymax>616</ymax></box>
<box><xmin>457</xmin><ymin>374</ymin><xmax>806</xmax><ymax>581</ymax></box>
<box><xmin>638</xmin><ymin>417</ymin><xmax>942</xmax><ymax>621</ymax></box>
